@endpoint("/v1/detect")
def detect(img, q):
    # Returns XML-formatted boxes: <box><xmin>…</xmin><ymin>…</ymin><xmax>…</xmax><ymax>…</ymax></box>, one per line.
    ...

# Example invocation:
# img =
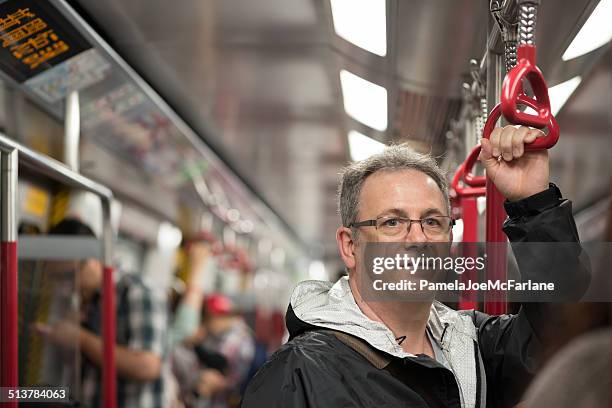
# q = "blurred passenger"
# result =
<box><xmin>168</xmin><ymin>241</ymin><xmax>219</xmax><ymax>407</ymax></box>
<box><xmin>173</xmin><ymin>294</ymin><xmax>254</xmax><ymax>408</ymax></box>
<box><xmin>35</xmin><ymin>218</ymin><xmax>169</xmax><ymax>407</ymax></box>
<box><xmin>169</xmin><ymin>242</ymin><xmax>213</xmax><ymax>347</ymax></box>
<box><xmin>522</xmin><ymin>328</ymin><xmax>611</xmax><ymax>408</ymax></box>
<box><xmin>199</xmin><ymin>294</ymin><xmax>254</xmax><ymax>407</ymax></box>
<box><xmin>242</xmin><ymin>127</ymin><xmax>590</xmax><ymax>408</ymax></box>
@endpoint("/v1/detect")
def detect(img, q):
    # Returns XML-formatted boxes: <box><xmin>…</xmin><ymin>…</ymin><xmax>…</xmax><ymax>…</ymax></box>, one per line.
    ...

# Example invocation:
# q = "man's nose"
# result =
<box><xmin>404</xmin><ymin>220</ymin><xmax>428</xmax><ymax>243</ymax></box>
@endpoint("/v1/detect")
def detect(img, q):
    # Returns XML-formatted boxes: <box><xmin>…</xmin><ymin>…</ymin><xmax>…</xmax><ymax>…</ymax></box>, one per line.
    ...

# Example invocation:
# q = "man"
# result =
<box><xmin>36</xmin><ymin>218</ymin><xmax>169</xmax><ymax>407</ymax></box>
<box><xmin>197</xmin><ymin>294</ymin><xmax>255</xmax><ymax>407</ymax></box>
<box><xmin>522</xmin><ymin>328</ymin><xmax>611</xmax><ymax>408</ymax></box>
<box><xmin>241</xmin><ymin>126</ymin><xmax>590</xmax><ymax>408</ymax></box>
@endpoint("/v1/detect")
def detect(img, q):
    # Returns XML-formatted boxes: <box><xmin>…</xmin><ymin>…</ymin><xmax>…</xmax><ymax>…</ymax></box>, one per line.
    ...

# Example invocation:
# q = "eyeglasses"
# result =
<box><xmin>349</xmin><ymin>215</ymin><xmax>454</xmax><ymax>240</ymax></box>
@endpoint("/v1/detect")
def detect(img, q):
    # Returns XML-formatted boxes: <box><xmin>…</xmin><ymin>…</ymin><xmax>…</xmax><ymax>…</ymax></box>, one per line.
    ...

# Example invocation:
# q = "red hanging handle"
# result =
<box><xmin>451</xmin><ymin>162</ymin><xmax>486</xmax><ymax>198</ymax></box>
<box><xmin>462</xmin><ymin>146</ymin><xmax>486</xmax><ymax>187</ymax></box>
<box><xmin>484</xmin><ymin>97</ymin><xmax>559</xmax><ymax>149</ymax></box>
<box><xmin>463</xmin><ymin>95</ymin><xmax>559</xmax><ymax>184</ymax></box>
<box><xmin>501</xmin><ymin>45</ymin><xmax>554</xmax><ymax>128</ymax></box>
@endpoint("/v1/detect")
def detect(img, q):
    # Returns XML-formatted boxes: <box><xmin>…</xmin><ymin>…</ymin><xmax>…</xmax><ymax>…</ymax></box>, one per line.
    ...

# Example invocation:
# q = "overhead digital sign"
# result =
<box><xmin>0</xmin><ymin>0</ymin><xmax>90</xmax><ymax>82</ymax></box>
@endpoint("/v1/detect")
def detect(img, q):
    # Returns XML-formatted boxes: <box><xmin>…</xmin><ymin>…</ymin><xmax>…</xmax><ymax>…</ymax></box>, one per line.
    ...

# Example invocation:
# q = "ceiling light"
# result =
<box><xmin>562</xmin><ymin>0</ymin><xmax>612</xmax><ymax>61</ymax></box>
<box><xmin>340</xmin><ymin>70</ymin><xmax>388</xmax><ymax>131</ymax></box>
<box><xmin>330</xmin><ymin>0</ymin><xmax>387</xmax><ymax>56</ymax></box>
<box><xmin>549</xmin><ymin>76</ymin><xmax>582</xmax><ymax>116</ymax></box>
<box><xmin>348</xmin><ymin>130</ymin><xmax>385</xmax><ymax>161</ymax></box>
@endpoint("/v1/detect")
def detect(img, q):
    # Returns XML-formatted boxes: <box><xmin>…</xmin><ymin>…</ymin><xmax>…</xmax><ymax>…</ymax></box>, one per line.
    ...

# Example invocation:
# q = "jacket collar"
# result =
<box><xmin>287</xmin><ymin>276</ymin><xmax>467</xmax><ymax>359</ymax></box>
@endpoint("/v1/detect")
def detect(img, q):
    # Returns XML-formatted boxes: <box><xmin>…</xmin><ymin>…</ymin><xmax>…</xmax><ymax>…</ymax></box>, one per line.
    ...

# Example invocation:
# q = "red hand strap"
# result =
<box><xmin>501</xmin><ymin>44</ymin><xmax>553</xmax><ymax>129</ymax></box>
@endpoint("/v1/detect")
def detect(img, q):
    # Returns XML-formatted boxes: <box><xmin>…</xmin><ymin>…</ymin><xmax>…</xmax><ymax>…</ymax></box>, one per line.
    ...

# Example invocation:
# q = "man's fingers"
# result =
<box><xmin>500</xmin><ymin>126</ymin><xmax>515</xmax><ymax>161</ymax></box>
<box><xmin>479</xmin><ymin>139</ymin><xmax>498</xmax><ymax>170</ymax></box>
<box><xmin>490</xmin><ymin>128</ymin><xmax>502</xmax><ymax>158</ymax></box>
<box><xmin>512</xmin><ymin>126</ymin><xmax>529</xmax><ymax>158</ymax></box>
<box><xmin>524</xmin><ymin>128</ymin><xmax>544</xmax><ymax>144</ymax></box>
<box><xmin>482</xmin><ymin>125</ymin><xmax>546</xmax><ymax>167</ymax></box>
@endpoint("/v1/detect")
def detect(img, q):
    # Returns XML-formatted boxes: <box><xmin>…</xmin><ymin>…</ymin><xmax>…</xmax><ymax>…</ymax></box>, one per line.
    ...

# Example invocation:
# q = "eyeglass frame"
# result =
<box><xmin>348</xmin><ymin>215</ymin><xmax>455</xmax><ymax>239</ymax></box>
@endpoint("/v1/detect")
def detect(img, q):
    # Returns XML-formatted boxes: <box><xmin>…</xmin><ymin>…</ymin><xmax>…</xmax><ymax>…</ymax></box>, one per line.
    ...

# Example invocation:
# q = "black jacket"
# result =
<box><xmin>242</xmin><ymin>186</ymin><xmax>590</xmax><ymax>408</ymax></box>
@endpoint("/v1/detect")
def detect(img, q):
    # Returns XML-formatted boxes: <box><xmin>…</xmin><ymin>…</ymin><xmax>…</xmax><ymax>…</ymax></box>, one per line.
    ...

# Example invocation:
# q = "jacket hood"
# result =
<box><xmin>286</xmin><ymin>276</ymin><xmax>477</xmax><ymax>359</ymax></box>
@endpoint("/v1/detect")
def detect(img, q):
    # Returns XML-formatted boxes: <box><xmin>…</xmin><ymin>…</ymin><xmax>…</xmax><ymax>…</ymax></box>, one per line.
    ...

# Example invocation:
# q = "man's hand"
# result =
<box><xmin>187</xmin><ymin>242</ymin><xmax>211</xmax><ymax>288</ymax></box>
<box><xmin>34</xmin><ymin>320</ymin><xmax>82</xmax><ymax>350</ymax></box>
<box><xmin>479</xmin><ymin>125</ymin><xmax>550</xmax><ymax>201</ymax></box>
<box><xmin>197</xmin><ymin>368</ymin><xmax>228</xmax><ymax>397</ymax></box>
<box><xmin>189</xmin><ymin>242</ymin><xmax>211</xmax><ymax>268</ymax></box>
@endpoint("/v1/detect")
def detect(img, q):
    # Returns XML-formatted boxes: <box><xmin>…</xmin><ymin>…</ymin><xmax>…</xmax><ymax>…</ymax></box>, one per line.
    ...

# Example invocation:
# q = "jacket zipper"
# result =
<box><xmin>473</xmin><ymin>341</ymin><xmax>482</xmax><ymax>408</ymax></box>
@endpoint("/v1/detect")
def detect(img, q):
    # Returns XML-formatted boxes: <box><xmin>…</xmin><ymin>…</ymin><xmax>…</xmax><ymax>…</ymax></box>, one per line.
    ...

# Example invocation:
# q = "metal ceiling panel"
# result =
<box><xmin>394</xmin><ymin>0</ymin><xmax>488</xmax><ymax>97</ymax></box>
<box><xmin>67</xmin><ymin>0</ymin><xmax>610</xmax><ymax>262</ymax></box>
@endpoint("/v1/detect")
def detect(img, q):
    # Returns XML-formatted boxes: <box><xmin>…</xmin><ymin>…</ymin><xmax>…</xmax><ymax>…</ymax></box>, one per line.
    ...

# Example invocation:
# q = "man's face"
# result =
<box><xmin>338</xmin><ymin>169</ymin><xmax>452</xmax><ymax>291</ymax></box>
<box><xmin>44</xmin><ymin>258</ymin><xmax>102</xmax><ymax>300</ymax></box>
<box><xmin>78</xmin><ymin>259</ymin><xmax>103</xmax><ymax>297</ymax></box>
<box><xmin>356</xmin><ymin>168</ymin><xmax>449</xmax><ymax>244</ymax></box>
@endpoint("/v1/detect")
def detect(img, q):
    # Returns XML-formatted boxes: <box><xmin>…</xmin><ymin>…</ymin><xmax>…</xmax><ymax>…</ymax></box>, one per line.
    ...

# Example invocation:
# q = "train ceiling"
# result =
<box><xmin>3</xmin><ymin>0</ymin><xmax>609</xmax><ymax>264</ymax></box>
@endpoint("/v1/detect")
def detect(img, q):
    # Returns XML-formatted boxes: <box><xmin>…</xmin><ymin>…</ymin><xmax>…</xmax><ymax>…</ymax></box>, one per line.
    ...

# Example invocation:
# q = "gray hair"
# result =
<box><xmin>337</xmin><ymin>144</ymin><xmax>450</xmax><ymax>229</ymax></box>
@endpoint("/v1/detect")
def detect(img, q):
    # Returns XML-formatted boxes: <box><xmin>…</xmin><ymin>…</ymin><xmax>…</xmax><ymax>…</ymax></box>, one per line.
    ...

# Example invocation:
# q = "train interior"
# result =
<box><xmin>0</xmin><ymin>0</ymin><xmax>610</xmax><ymax>407</ymax></box>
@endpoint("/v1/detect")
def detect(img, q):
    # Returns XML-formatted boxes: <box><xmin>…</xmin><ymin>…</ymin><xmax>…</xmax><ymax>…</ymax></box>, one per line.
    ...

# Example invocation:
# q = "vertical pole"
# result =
<box><xmin>458</xmin><ymin>197</ymin><xmax>479</xmax><ymax>310</ymax></box>
<box><xmin>64</xmin><ymin>91</ymin><xmax>80</xmax><ymax>172</ymax></box>
<box><xmin>1</xmin><ymin>149</ymin><xmax>18</xmax><ymax>408</ymax></box>
<box><xmin>485</xmin><ymin>184</ymin><xmax>507</xmax><ymax>314</ymax></box>
<box><xmin>485</xmin><ymin>49</ymin><xmax>508</xmax><ymax>315</ymax></box>
<box><xmin>101</xmin><ymin>200</ymin><xmax>116</xmax><ymax>408</ymax></box>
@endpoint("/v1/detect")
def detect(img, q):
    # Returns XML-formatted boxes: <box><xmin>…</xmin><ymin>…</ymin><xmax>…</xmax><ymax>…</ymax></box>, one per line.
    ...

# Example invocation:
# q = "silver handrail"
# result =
<box><xmin>0</xmin><ymin>132</ymin><xmax>113</xmax><ymax>262</ymax></box>
<box><xmin>0</xmin><ymin>132</ymin><xmax>116</xmax><ymax>408</ymax></box>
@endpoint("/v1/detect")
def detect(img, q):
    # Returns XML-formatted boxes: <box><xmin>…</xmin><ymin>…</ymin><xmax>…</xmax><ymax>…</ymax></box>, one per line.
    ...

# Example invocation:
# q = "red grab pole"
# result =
<box><xmin>480</xmin><ymin>104</ymin><xmax>509</xmax><ymax>314</ymax></box>
<box><xmin>101</xmin><ymin>199</ymin><xmax>116</xmax><ymax>408</ymax></box>
<box><xmin>459</xmin><ymin>197</ymin><xmax>480</xmax><ymax>310</ymax></box>
<box><xmin>1</xmin><ymin>150</ymin><xmax>18</xmax><ymax>408</ymax></box>
<box><xmin>466</xmin><ymin>61</ymin><xmax>560</xmax><ymax>313</ymax></box>
<box><xmin>451</xmin><ymin>156</ymin><xmax>485</xmax><ymax>310</ymax></box>
<box><xmin>102</xmin><ymin>265</ymin><xmax>116</xmax><ymax>408</ymax></box>
<box><xmin>484</xmin><ymin>182</ymin><xmax>508</xmax><ymax>314</ymax></box>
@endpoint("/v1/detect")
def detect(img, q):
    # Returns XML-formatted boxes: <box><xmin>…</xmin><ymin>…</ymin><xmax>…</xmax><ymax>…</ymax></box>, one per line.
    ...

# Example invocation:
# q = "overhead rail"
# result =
<box><xmin>0</xmin><ymin>133</ymin><xmax>116</xmax><ymax>408</ymax></box>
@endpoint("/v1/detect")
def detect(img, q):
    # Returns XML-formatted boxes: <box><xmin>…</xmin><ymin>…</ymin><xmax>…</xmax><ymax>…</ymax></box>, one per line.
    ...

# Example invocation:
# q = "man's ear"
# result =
<box><xmin>336</xmin><ymin>226</ymin><xmax>356</xmax><ymax>270</ymax></box>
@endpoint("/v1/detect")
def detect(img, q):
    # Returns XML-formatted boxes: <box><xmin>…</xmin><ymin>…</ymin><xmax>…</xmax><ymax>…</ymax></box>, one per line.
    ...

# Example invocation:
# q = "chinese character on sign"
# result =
<box><xmin>9</xmin><ymin>29</ymin><xmax>70</xmax><ymax>68</ymax></box>
<box><xmin>1</xmin><ymin>18</ymin><xmax>47</xmax><ymax>47</ymax></box>
<box><xmin>9</xmin><ymin>29</ymin><xmax>57</xmax><ymax>58</ymax></box>
<box><xmin>22</xmin><ymin>40</ymin><xmax>69</xmax><ymax>69</ymax></box>
<box><xmin>0</xmin><ymin>0</ymin><xmax>91</xmax><ymax>82</ymax></box>
<box><xmin>0</xmin><ymin>8</ymin><xmax>35</xmax><ymax>32</ymax></box>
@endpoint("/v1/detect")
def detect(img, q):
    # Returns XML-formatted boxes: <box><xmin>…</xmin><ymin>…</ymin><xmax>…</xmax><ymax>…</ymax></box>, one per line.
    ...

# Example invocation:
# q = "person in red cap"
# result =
<box><xmin>206</xmin><ymin>294</ymin><xmax>235</xmax><ymax>316</ymax></box>
<box><xmin>183</xmin><ymin>293</ymin><xmax>255</xmax><ymax>408</ymax></box>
